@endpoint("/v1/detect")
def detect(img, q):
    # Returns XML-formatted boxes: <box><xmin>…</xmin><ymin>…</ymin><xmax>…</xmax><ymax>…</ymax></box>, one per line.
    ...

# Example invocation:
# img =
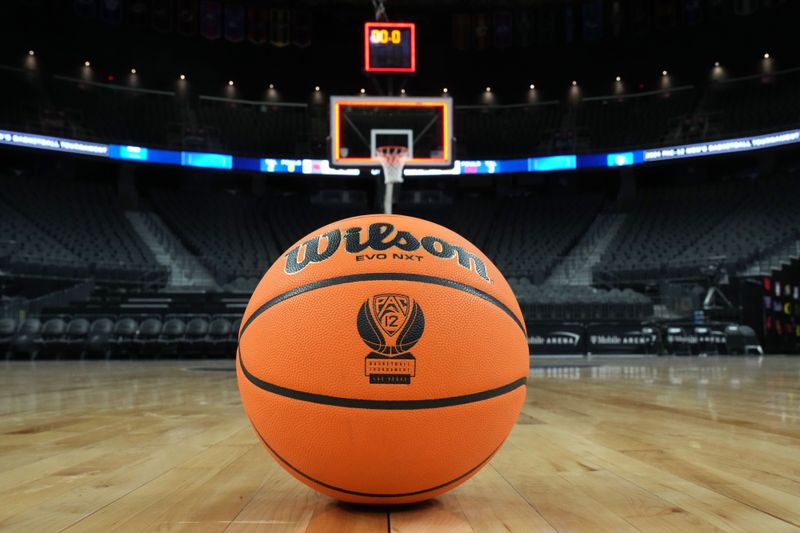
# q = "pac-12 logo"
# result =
<box><xmin>357</xmin><ymin>294</ymin><xmax>425</xmax><ymax>384</ymax></box>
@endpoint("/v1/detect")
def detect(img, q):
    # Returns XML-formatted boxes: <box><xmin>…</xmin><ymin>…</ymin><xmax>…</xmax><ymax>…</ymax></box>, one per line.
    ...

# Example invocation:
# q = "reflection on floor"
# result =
<box><xmin>1</xmin><ymin>356</ymin><xmax>799</xmax><ymax>531</ymax></box>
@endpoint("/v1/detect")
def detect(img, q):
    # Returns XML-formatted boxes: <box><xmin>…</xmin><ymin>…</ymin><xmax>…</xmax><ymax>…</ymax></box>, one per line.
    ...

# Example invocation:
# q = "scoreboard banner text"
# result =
<box><xmin>2</xmin><ymin>127</ymin><xmax>799</xmax><ymax>176</ymax></box>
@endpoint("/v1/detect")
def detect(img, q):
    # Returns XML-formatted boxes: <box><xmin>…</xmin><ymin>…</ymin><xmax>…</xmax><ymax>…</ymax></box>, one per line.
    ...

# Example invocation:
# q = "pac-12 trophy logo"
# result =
<box><xmin>357</xmin><ymin>294</ymin><xmax>425</xmax><ymax>384</ymax></box>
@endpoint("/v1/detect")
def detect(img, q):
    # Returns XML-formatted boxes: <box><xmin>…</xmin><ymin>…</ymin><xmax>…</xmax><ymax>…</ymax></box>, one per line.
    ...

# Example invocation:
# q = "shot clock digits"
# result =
<box><xmin>364</xmin><ymin>22</ymin><xmax>416</xmax><ymax>73</ymax></box>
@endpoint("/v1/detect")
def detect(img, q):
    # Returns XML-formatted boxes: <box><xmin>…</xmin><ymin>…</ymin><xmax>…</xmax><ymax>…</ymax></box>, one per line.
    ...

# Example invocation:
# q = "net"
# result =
<box><xmin>375</xmin><ymin>145</ymin><xmax>408</xmax><ymax>185</ymax></box>
<box><xmin>375</xmin><ymin>146</ymin><xmax>408</xmax><ymax>215</ymax></box>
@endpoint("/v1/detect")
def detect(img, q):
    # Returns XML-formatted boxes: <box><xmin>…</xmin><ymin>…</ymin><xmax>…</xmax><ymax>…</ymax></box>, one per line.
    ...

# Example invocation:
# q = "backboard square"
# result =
<box><xmin>330</xmin><ymin>96</ymin><xmax>453</xmax><ymax>168</ymax></box>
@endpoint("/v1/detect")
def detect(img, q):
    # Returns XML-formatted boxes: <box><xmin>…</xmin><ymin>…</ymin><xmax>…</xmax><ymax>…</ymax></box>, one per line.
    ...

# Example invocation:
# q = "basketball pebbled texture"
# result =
<box><xmin>237</xmin><ymin>214</ymin><xmax>529</xmax><ymax>504</ymax></box>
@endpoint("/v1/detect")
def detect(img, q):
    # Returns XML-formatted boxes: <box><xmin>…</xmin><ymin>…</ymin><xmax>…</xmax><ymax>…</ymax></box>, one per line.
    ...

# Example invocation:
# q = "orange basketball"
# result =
<box><xmin>237</xmin><ymin>214</ymin><xmax>529</xmax><ymax>504</ymax></box>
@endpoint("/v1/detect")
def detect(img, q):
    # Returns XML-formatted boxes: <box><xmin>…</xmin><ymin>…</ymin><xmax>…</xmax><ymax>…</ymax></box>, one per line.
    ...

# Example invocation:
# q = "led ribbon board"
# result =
<box><xmin>364</xmin><ymin>22</ymin><xmax>416</xmax><ymax>73</ymax></box>
<box><xmin>2</xmin><ymin>128</ymin><xmax>799</xmax><ymax>176</ymax></box>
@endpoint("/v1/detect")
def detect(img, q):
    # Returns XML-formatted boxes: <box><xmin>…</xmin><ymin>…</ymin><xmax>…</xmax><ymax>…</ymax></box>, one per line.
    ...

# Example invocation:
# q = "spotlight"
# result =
<box><xmin>400</xmin><ymin>89</ymin><xmax>406</xmax><ymax>94</ymax></box>
<box><xmin>615</xmin><ymin>76</ymin><xmax>621</xmax><ymax>82</ymax></box>
<box><xmin>714</xmin><ymin>61</ymin><xmax>720</xmax><ymax>67</ymax></box>
<box><xmin>130</xmin><ymin>68</ymin><xmax>137</xmax><ymax>74</ymax></box>
<box><xmin>442</xmin><ymin>87</ymin><xmax>448</xmax><ymax>93</ymax></box>
<box><xmin>28</xmin><ymin>50</ymin><xmax>35</xmax><ymax>56</ymax></box>
<box><xmin>179</xmin><ymin>74</ymin><xmax>186</xmax><ymax>80</ymax></box>
<box><xmin>84</xmin><ymin>60</ymin><xmax>91</xmax><ymax>67</ymax></box>
<box><xmin>763</xmin><ymin>52</ymin><xmax>770</xmax><ymax>59</ymax></box>
<box><xmin>360</xmin><ymin>88</ymin><xmax>366</xmax><ymax>94</ymax></box>
<box><xmin>572</xmin><ymin>80</ymin><xmax>577</xmax><ymax>86</ymax></box>
<box><xmin>268</xmin><ymin>83</ymin><xmax>274</xmax><ymax>89</ymax></box>
<box><xmin>485</xmin><ymin>86</ymin><xmax>491</xmax><ymax>92</ymax></box>
<box><xmin>314</xmin><ymin>85</ymin><xmax>320</xmax><ymax>92</ymax></box>
<box><xmin>662</xmin><ymin>70</ymin><xmax>668</xmax><ymax>76</ymax></box>
<box><xmin>529</xmin><ymin>83</ymin><xmax>535</xmax><ymax>90</ymax></box>
<box><xmin>228</xmin><ymin>80</ymin><xmax>234</xmax><ymax>86</ymax></box>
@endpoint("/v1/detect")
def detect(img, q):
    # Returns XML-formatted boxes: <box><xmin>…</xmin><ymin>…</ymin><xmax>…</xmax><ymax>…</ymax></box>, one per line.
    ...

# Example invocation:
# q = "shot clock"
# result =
<box><xmin>364</xmin><ymin>22</ymin><xmax>416</xmax><ymax>73</ymax></box>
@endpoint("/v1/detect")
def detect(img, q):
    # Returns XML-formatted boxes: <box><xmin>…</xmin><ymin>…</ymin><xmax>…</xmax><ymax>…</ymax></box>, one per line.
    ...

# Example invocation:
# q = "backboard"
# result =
<box><xmin>330</xmin><ymin>96</ymin><xmax>453</xmax><ymax>168</ymax></box>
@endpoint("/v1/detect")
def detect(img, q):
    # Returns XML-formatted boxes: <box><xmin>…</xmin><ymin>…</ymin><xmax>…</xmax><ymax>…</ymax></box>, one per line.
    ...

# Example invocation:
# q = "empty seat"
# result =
<box><xmin>0</xmin><ymin>318</ymin><xmax>17</xmax><ymax>355</ymax></box>
<box><xmin>111</xmin><ymin>318</ymin><xmax>138</xmax><ymax>357</ymax></box>
<box><xmin>134</xmin><ymin>318</ymin><xmax>162</xmax><ymax>357</ymax></box>
<box><xmin>86</xmin><ymin>318</ymin><xmax>114</xmax><ymax>358</ymax></box>
<box><xmin>64</xmin><ymin>318</ymin><xmax>90</xmax><ymax>355</ymax></box>
<box><xmin>182</xmin><ymin>317</ymin><xmax>210</xmax><ymax>357</ymax></box>
<box><xmin>11</xmin><ymin>318</ymin><xmax>42</xmax><ymax>358</ymax></box>
<box><xmin>38</xmin><ymin>317</ymin><xmax>68</xmax><ymax>358</ymax></box>
<box><xmin>159</xmin><ymin>318</ymin><xmax>186</xmax><ymax>357</ymax></box>
<box><xmin>207</xmin><ymin>317</ymin><xmax>232</xmax><ymax>357</ymax></box>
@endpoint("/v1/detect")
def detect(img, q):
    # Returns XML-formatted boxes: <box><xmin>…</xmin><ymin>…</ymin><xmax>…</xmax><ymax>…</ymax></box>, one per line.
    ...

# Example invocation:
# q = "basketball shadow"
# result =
<box><xmin>337</xmin><ymin>498</ymin><xmax>437</xmax><ymax>514</ymax></box>
<box><xmin>307</xmin><ymin>499</ymin><xmax>470</xmax><ymax>531</ymax></box>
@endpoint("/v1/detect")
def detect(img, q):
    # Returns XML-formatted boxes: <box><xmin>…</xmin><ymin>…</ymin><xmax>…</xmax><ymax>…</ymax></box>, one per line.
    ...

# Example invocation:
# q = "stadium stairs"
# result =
<box><xmin>739</xmin><ymin>238</ymin><xmax>800</xmax><ymax>277</ymax></box>
<box><xmin>125</xmin><ymin>211</ymin><xmax>219</xmax><ymax>291</ymax></box>
<box><xmin>545</xmin><ymin>213</ymin><xmax>628</xmax><ymax>286</ymax></box>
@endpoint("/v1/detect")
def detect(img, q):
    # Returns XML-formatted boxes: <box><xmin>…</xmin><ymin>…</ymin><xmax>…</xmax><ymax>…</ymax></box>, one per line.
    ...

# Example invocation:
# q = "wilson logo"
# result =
<box><xmin>284</xmin><ymin>222</ymin><xmax>490</xmax><ymax>282</ymax></box>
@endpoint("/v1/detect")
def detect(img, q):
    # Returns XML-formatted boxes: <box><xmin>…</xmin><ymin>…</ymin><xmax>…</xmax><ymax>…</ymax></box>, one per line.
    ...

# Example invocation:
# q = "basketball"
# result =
<box><xmin>236</xmin><ymin>214</ymin><xmax>529</xmax><ymax>504</ymax></box>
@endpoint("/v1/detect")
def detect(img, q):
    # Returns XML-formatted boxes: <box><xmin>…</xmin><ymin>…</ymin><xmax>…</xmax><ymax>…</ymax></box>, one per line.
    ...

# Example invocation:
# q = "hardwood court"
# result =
<box><xmin>1</xmin><ymin>356</ymin><xmax>799</xmax><ymax>532</ymax></box>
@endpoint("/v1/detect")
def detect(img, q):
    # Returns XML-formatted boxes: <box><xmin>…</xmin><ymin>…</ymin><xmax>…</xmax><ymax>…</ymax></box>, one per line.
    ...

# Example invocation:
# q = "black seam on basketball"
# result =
<box><xmin>239</xmin><ymin>348</ymin><xmax>526</xmax><ymax>410</ymax></box>
<box><xmin>248</xmin><ymin>415</ymin><xmax>501</xmax><ymax>498</ymax></box>
<box><xmin>238</xmin><ymin>272</ymin><xmax>525</xmax><ymax>340</ymax></box>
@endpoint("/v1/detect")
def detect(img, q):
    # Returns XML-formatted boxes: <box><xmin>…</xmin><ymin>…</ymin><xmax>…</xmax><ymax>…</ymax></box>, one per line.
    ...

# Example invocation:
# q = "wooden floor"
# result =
<box><xmin>2</xmin><ymin>356</ymin><xmax>800</xmax><ymax>532</ymax></box>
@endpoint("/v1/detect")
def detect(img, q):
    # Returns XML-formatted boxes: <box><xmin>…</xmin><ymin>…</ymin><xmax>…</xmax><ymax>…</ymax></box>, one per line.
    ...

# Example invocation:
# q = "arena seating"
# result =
<box><xmin>1</xmin><ymin>290</ymin><xmax>243</xmax><ymax>359</ymax></box>
<box><xmin>455</xmin><ymin>103</ymin><xmax>562</xmax><ymax>158</ymax></box>
<box><xmin>595</xmin><ymin>171</ymin><xmax>800</xmax><ymax>282</ymax></box>
<box><xmin>196</xmin><ymin>99</ymin><xmax>309</xmax><ymax>156</ymax></box>
<box><xmin>153</xmin><ymin>189</ymin><xmax>599</xmax><ymax>288</ymax></box>
<box><xmin>509</xmin><ymin>278</ymin><xmax>653</xmax><ymax>321</ymax></box>
<box><xmin>0</xmin><ymin>68</ymin><xmax>43</xmax><ymax>133</ymax></box>
<box><xmin>481</xmin><ymin>194</ymin><xmax>604</xmax><ymax>281</ymax></box>
<box><xmin>4</xmin><ymin>160</ymin><xmax>800</xmax><ymax>358</ymax></box>
<box><xmin>704</xmin><ymin>70</ymin><xmax>800</xmax><ymax>138</ymax></box>
<box><xmin>576</xmin><ymin>89</ymin><xmax>697</xmax><ymax>150</ymax></box>
<box><xmin>50</xmin><ymin>78</ymin><xmax>180</xmax><ymax>147</ymax></box>
<box><xmin>0</xmin><ymin>194</ymin><xmax>87</xmax><ymax>278</ymax></box>
<box><xmin>150</xmin><ymin>189</ymin><xmax>283</xmax><ymax>286</ymax></box>
<box><xmin>0</xmin><ymin>175</ymin><xmax>167</xmax><ymax>284</ymax></box>
<box><xmin>2</xmin><ymin>313</ymin><xmax>240</xmax><ymax>359</ymax></box>
<box><xmin>3</xmin><ymin>63</ymin><xmax>799</xmax><ymax>157</ymax></box>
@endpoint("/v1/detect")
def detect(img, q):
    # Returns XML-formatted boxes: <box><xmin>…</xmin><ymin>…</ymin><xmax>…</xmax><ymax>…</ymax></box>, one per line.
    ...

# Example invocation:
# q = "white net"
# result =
<box><xmin>376</xmin><ymin>146</ymin><xmax>408</xmax><ymax>215</ymax></box>
<box><xmin>375</xmin><ymin>145</ymin><xmax>408</xmax><ymax>185</ymax></box>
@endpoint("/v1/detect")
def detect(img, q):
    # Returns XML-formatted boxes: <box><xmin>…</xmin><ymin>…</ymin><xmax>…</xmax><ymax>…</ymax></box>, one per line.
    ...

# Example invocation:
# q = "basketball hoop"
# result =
<box><xmin>375</xmin><ymin>146</ymin><xmax>408</xmax><ymax>214</ymax></box>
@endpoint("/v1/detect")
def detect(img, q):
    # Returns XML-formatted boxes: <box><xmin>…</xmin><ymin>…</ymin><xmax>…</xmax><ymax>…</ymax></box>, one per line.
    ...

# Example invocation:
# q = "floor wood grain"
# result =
<box><xmin>1</xmin><ymin>356</ymin><xmax>799</xmax><ymax>532</ymax></box>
